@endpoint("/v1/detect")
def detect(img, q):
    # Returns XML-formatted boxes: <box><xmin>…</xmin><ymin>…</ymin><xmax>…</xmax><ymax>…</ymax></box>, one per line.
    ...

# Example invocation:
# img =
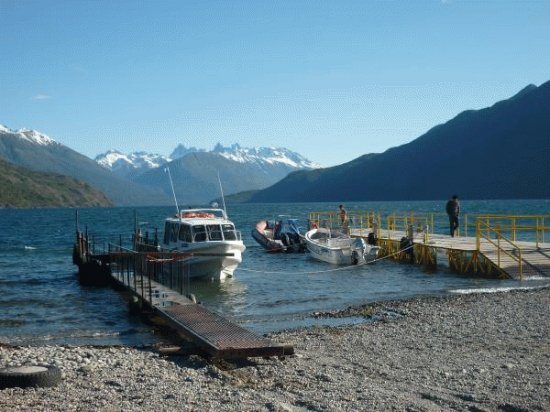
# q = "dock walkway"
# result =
<box><xmin>351</xmin><ymin>228</ymin><xmax>550</xmax><ymax>279</ymax></box>
<box><xmin>110</xmin><ymin>269</ymin><xmax>293</xmax><ymax>359</ymax></box>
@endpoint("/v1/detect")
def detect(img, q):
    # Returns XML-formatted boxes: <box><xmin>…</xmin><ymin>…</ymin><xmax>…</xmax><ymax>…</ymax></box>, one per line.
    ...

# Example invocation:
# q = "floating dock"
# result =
<box><xmin>73</xmin><ymin>231</ymin><xmax>293</xmax><ymax>359</ymax></box>
<box><xmin>310</xmin><ymin>212</ymin><xmax>550</xmax><ymax>279</ymax></box>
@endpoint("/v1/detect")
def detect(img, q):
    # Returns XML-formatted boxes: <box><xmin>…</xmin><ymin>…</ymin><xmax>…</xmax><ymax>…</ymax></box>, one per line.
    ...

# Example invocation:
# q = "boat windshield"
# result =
<box><xmin>222</xmin><ymin>224</ymin><xmax>237</xmax><ymax>240</ymax></box>
<box><xmin>207</xmin><ymin>224</ymin><xmax>223</xmax><ymax>241</ymax></box>
<box><xmin>192</xmin><ymin>225</ymin><xmax>207</xmax><ymax>242</ymax></box>
<box><xmin>164</xmin><ymin>222</ymin><xmax>180</xmax><ymax>243</ymax></box>
<box><xmin>188</xmin><ymin>224</ymin><xmax>239</xmax><ymax>242</ymax></box>
<box><xmin>178</xmin><ymin>224</ymin><xmax>192</xmax><ymax>242</ymax></box>
<box><xmin>165</xmin><ymin>221</ymin><xmax>240</xmax><ymax>244</ymax></box>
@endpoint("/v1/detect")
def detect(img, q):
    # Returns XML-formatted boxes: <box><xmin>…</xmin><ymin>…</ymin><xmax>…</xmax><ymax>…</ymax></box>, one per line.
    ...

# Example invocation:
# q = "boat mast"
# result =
<box><xmin>217</xmin><ymin>170</ymin><xmax>227</xmax><ymax>216</ymax></box>
<box><xmin>165</xmin><ymin>166</ymin><xmax>180</xmax><ymax>219</ymax></box>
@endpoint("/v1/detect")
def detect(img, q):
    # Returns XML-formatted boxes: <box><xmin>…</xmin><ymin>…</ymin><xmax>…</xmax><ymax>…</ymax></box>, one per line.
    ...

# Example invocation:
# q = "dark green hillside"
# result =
<box><xmin>0</xmin><ymin>130</ymin><xmax>170</xmax><ymax>206</ymax></box>
<box><xmin>250</xmin><ymin>81</ymin><xmax>550</xmax><ymax>202</ymax></box>
<box><xmin>0</xmin><ymin>158</ymin><xmax>112</xmax><ymax>208</ymax></box>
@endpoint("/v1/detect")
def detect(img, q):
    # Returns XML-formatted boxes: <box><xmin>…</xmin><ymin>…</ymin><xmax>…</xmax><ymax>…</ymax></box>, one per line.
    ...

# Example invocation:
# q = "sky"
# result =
<box><xmin>1</xmin><ymin>0</ymin><xmax>550</xmax><ymax>167</ymax></box>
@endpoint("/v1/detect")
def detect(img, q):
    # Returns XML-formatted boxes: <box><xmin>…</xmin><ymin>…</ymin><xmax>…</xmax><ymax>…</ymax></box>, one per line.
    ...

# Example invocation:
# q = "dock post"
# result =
<box><xmin>407</xmin><ymin>224</ymin><xmax>414</xmax><ymax>263</ymax></box>
<box><xmin>423</xmin><ymin>225</ymin><xmax>429</xmax><ymax>244</ymax></box>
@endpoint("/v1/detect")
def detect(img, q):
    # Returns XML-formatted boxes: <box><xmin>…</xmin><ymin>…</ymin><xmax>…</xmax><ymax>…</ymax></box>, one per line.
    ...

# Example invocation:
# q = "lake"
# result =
<box><xmin>1</xmin><ymin>199</ymin><xmax>549</xmax><ymax>346</ymax></box>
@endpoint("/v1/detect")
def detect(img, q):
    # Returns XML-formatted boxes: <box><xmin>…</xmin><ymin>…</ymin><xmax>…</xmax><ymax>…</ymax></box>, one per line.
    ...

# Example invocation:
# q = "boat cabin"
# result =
<box><xmin>162</xmin><ymin>209</ymin><xmax>241</xmax><ymax>245</ymax></box>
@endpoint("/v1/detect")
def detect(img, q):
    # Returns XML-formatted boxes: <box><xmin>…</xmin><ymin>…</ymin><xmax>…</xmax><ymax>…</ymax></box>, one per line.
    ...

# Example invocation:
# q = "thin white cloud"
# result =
<box><xmin>32</xmin><ymin>94</ymin><xmax>52</xmax><ymax>100</ymax></box>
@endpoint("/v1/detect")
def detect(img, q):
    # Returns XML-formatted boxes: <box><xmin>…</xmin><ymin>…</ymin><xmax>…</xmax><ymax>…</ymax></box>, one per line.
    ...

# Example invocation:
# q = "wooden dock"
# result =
<box><xmin>73</xmin><ymin>231</ymin><xmax>293</xmax><ymax>359</ymax></box>
<box><xmin>351</xmin><ymin>227</ymin><xmax>550</xmax><ymax>280</ymax></box>
<box><xmin>307</xmin><ymin>210</ymin><xmax>549</xmax><ymax>280</ymax></box>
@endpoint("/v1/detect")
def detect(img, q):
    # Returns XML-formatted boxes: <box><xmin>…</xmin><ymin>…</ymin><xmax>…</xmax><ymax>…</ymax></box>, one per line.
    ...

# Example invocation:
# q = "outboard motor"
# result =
<box><xmin>351</xmin><ymin>250</ymin><xmax>359</xmax><ymax>265</ymax></box>
<box><xmin>351</xmin><ymin>238</ymin><xmax>367</xmax><ymax>265</ymax></box>
<box><xmin>367</xmin><ymin>232</ymin><xmax>377</xmax><ymax>246</ymax></box>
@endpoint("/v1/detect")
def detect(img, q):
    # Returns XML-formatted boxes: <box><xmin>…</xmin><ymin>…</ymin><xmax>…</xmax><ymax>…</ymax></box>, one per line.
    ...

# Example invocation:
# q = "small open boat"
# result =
<box><xmin>251</xmin><ymin>218</ymin><xmax>306</xmax><ymax>253</ymax></box>
<box><xmin>304</xmin><ymin>227</ymin><xmax>379</xmax><ymax>265</ymax></box>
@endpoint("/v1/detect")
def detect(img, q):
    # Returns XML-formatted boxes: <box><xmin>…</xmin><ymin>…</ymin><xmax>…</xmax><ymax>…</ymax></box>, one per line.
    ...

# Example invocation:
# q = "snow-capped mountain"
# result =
<box><xmin>170</xmin><ymin>143</ymin><xmax>205</xmax><ymax>159</ymax></box>
<box><xmin>126</xmin><ymin>143</ymin><xmax>320</xmax><ymax>204</ymax></box>
<box><xmin>99</xmin><ymin>143</ymin><xmax>319</xmax><ymax>181</ymax></box>
<box><xmin>211</xmin><ymin>143</ymin><xmax>319</xmax><ymax>169</ymax></box>
<box><xmin>95</xmin><ymin>149</ymin><xmax>170</xmax><ymax>178</ymax></box>
<box><xmin>0</xmin><ymin>124</ymin><xmax>58</xmax><ymax>147</ymax></box>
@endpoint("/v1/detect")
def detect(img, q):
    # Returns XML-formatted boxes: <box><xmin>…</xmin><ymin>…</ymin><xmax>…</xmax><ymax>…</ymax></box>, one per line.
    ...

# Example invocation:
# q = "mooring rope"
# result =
<box><xmin>237</xmin><ymin>243</ymin><xmax>415</xmax><ymax>275</ymax></box>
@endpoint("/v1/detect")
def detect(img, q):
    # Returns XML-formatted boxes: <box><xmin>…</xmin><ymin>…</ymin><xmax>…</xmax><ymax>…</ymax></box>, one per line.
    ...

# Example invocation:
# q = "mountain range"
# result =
<box><xmin>0</xmin><ymin>126</ymin><xmax>169</xmax><ymax>206</ymax></box>
<box><xmin>247</xmin><ymin>81</ymin><xmax>550</xmax><ymax>202</ymax></box>
<box><xmin>2</xmin><ymin>80</ymin><xmax>549</xmax><ymax>207</ymax></box>
<box><xmin>0</xmin><ymin>125</ymin><xmax>319</xmax><ymax>206</ymax></box>
<box><xmin>95</xmin><ymin>143</ymin><xmax>318</xmax><ymax>177</ymax></box>
<box><xmin>95</xmin><ymin>143</ymin><xmax>319</xmax><ymax>204</ymax></box>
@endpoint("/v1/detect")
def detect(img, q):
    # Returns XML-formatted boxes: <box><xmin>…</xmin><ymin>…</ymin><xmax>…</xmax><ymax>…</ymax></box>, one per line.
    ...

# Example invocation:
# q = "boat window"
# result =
<box><xmin>163</xmin><ymin>222</ymin><xmax>171</xmax><ymax>244</ymax></box>
<box><xmin>222</xmin><ymin>224</ymin><xmax>237</xmax><ymax>240</ymax></box>
<box><xmin>178</xmin><ymin>224</ymin><xmax>192</xmax><ymax>242</ymax></box>
<box><xmin>192</xmin><ymin>225</ymin><xmax>207</xmax><ymax>242</ymax></box>
<box><xmin>170</xmin><ymin>223</ymin><xmax>179</xmax><ymax>242</ymax></box>
<box><xmin>207</xmin><ymin>224</ymin><xmax>223</xmax><ymax>241</ymax></box>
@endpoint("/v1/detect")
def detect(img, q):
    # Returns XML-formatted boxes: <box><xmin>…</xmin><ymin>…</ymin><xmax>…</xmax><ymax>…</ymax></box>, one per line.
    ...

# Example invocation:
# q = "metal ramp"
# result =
<box><xmin>110</xmin><ymin>269</ymin><xmax>293</xmax><ymax>359</ymax></box>
<box><xmin>163</xmin><ymin>304</ymin><xmax>293</xmax><ymax>359</ymax></box>
<box><xmin>480</xmin><ymin>241</ymin><xmax>550</xmax><ymax>279</ymax></box>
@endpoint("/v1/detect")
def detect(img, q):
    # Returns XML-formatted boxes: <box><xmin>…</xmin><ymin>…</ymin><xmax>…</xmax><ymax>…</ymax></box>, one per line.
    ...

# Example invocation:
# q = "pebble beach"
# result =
<box><xmin>1</xmin><ymin>287</ymin><xmax>548</xmax><ymax>411</ymax></box>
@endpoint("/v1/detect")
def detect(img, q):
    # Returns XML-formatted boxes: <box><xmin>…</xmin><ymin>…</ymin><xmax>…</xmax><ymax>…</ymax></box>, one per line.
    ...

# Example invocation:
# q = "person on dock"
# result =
<box><xmin>446</xmin><ymin>195</ymin><xmax>460</xmax><ymax>237</ymax></box>
<box><xmin>339</xmin><ymin>204</ymin><xmax>349</xmax><ymax>234</ymax></box>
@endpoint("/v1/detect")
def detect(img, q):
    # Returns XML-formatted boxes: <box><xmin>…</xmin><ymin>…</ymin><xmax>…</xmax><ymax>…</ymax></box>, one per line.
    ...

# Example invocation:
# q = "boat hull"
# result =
<box><xmin>251</xmin><ymin>228</ymin><xmax>285</xmax><ymax>252</ymax></box>
<box><xmin>159</xmin><ymin>242</ymin><xmax>245</xmax><ymax>281</ymax></box>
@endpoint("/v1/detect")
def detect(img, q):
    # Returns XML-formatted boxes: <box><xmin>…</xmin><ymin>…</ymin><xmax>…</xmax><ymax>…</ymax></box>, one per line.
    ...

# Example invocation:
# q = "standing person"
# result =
<box><xmin>339</xmin><ymin>204</ymin><xmax>349</xmax><ymax>234</ymax></box>
<box><xmin>446</xmin><ymin>195</ymin><xmax>460</xmax><ymax>237</ymax></box>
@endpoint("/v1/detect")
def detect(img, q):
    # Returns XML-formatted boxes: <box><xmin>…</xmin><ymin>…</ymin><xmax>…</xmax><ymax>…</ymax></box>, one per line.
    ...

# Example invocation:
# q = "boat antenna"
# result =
<box><xmin>217</xmin><ymin>170</ymin><xmax>227</xmax><ymax>216</ymax></box>
<box><xmin>165</xmin><ymin>166</ymin><xmax>180</xmax><ymax>218</ymax></box>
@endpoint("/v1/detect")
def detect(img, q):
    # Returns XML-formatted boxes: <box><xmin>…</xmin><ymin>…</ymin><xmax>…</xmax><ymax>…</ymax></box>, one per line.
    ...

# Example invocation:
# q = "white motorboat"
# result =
<box><xmin>159</xmin><ymin>208</ymin><xmax>246</xmax><ymax>280</ymax></box>
<box><xmin>305</xmin><ymin>227</ymin><xmax>379</xmax><ymax>265</ymax></box>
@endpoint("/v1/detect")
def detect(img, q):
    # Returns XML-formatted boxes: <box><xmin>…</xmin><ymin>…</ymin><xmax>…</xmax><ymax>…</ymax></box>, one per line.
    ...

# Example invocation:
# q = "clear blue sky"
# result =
<box><xmin>1</xmin><ymin>0</ymin><xmax>549</xmax><ymax>167</ymax></box>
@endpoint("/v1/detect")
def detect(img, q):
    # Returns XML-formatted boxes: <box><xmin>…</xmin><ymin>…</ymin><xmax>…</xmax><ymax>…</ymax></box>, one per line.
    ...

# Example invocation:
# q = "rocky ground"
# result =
<box><xmin>1</xmin><ymin>287</ymin><xmax>549</xmax><ymax>411</ymax></box>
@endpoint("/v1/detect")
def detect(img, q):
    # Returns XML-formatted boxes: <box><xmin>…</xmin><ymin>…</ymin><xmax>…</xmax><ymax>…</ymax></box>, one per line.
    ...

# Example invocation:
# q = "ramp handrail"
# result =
<box><xmin>475</xmin><ymin>218</ymin><xmax>524</xmax><ymax>279</ymax></box>
<box><xmin>467</xmin><ymin>214</ymin><xmax>549</xmax><ymax>246</ymax></box>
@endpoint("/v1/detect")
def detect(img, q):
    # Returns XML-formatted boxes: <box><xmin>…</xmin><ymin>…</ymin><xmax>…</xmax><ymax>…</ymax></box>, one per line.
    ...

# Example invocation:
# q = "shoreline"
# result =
<box><xmin>1</xmin><ymin>287</ymin><xmax>549</xmax><ymax>411</ymax></box>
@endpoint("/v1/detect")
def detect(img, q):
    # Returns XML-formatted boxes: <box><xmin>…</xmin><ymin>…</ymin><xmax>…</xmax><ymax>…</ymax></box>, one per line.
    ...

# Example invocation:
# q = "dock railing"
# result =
<box><xmin>475</xmin><ymin>219</ymin><xmax>524</xmax><ymax>279</ymax></box>
<box><xmin>308</xmin><ymin>211</ymin><xmax>438</xmax><ymax>239</ymax></box>
<box><xmin>468</xmin><ymin>215</ymin><xmax>549</xmax><ymax>246</ymax></box>
<box><xmin>309</xmin><ymin>211</ymin><xmax>549</xmax><ymax>243</ymax></box>
<box><xmin>472</xmin><ymin>215</ymin><xmax>550</xmax><ymax>280</ymax></box>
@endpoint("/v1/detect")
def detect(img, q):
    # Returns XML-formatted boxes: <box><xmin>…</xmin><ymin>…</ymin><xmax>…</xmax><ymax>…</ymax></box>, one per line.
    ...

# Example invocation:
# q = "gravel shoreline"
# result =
<box><xmin>1</xmin><ymin>287</ymin><xmax>549</xmax><ymax>411</ymax></box>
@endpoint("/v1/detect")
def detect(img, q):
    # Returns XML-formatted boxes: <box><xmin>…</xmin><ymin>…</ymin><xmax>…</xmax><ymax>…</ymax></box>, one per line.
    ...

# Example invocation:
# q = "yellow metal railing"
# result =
<box><xmin>308</xmin><ymin>211</ymin><xmax>380</xmax><ymax>235</ymax></box>
<box><xmin>475</xmin><ymin>219</ymin><xmax>524</xmax><ymax>279</ymax></box>
<box><xmin>309</xmin><ymin>212</ymin><xmax>549</xmax><ymax>242</ymax></box>
<box><xmin>467</xmin><ymin>215</ymin><xmax>549</xmax><ymax>247</ymax></box>
<box><xmin>308</xmin><ymin>211</ymin><xmax>438</xmax><ymax>239</ymax></box>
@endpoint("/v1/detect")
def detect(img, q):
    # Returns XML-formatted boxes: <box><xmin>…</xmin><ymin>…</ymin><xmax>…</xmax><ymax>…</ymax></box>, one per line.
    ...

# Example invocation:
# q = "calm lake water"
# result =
<box><xmin>1</xmin><ymin>200</ymin><xmax>549</xmax><ymax>346</ymax></box>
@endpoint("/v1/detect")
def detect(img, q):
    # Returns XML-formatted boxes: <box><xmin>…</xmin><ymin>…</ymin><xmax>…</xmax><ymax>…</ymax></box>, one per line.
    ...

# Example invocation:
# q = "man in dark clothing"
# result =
<box><xmin>446</xmin><ymin>195</ymin><xmax>460</xmax><ymax>237</ymax></box>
